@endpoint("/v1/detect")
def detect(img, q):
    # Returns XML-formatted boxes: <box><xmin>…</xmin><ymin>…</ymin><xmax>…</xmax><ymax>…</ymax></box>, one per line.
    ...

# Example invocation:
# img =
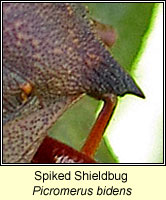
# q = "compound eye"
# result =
<box><xmin>20</xmin><ymin>82</ymin><xmax>33</xmax><ymax>103</ymax></box>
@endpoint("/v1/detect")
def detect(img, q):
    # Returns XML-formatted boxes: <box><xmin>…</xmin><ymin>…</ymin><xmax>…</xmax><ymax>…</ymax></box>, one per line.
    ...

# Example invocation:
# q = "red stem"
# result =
<box><xmin>32</xmin><ymin>136</ymin><xmax>96</xmax><ymax>163</ymax></box>
<box><xmin>81</xmin><ymin>95</ymin><xmax>117</xmax><ymax>158</ymax></box>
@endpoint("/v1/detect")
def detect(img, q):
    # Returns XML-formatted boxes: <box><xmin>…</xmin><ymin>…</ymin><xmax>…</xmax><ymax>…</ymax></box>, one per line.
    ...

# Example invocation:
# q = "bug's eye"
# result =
<box><xmin>19</xmin><ymin>82</ymin><xmax>33</xmax><ymax>103</ymax></box>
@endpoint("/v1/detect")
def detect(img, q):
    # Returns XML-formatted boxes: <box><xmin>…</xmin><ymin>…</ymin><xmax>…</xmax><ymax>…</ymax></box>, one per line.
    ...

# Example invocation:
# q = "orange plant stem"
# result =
<box><xmin>81</xmin><ymin>95</ymin><xmax>117</xmax><ymax>158</ymax></box>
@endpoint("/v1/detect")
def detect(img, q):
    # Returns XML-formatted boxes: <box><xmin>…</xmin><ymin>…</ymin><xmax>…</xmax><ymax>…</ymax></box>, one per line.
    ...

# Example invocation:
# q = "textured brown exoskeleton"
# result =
<box><xmin>3</xmin><ymin>3</ymin><xmax>144</xmax><ymax>163</ymax></box>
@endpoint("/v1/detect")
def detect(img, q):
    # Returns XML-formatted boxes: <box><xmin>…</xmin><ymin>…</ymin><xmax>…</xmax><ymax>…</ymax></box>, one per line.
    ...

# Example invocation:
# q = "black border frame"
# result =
<box><xmin>1</xmin><ymin>1</ymin><xmax>165</xmax><ymax>166</ymax></box>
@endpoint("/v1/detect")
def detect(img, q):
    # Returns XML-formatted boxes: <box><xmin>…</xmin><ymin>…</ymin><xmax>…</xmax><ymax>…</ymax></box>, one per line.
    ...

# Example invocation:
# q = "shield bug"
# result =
<box><xmin>3</xmin><ymin>3</ymin><xmax>144</xmax><ymax>163</ymax></box>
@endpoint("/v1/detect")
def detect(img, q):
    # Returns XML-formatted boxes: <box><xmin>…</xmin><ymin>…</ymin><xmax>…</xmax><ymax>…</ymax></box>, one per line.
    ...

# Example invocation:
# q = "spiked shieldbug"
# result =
<box><xmin>3</xmin><ymin>3</ymin><xmax>144</xmax><ymax>163</ymax></box>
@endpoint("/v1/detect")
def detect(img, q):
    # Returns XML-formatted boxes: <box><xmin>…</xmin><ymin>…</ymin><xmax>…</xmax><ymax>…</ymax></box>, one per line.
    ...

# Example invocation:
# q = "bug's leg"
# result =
<box><xmin>81</xmin><ymin>94</ymin><xmax>117</xmax><ymax>158</ymax></box>
<box><xmin>93</xmin><ymin>19</ymin><xmax>117</xmax><ymax>48</ymax></box>
<box><xmin>32</xmin><ymin>136</ymin><xmax>96</xmax><ymax>163</ymax></box>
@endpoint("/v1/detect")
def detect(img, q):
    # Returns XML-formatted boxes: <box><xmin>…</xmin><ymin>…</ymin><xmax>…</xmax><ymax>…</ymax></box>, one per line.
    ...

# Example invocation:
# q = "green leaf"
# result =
<box><xmin>49</xmin><ymin>3</ymin><xmax>155</xmax><ymax>163</ymax></box>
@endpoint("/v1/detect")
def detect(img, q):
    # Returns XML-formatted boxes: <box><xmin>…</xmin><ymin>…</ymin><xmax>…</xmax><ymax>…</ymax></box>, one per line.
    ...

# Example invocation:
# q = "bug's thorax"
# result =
<box><xmin>3</xmin><ymin>3</ymin><xmax>144</xmax><ymax>163</ymax></box>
